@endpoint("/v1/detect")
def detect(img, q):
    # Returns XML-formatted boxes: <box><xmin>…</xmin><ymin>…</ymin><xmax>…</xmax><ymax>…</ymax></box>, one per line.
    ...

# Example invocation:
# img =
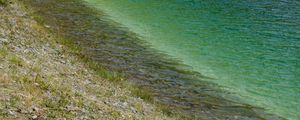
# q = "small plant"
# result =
<box><xmin>0</xmin><ymin>0</ymin><xmax>7</xmax><ymax>6</ymax></box>
<box><xmin>0</xmin><ymin>46</ymin><xmax>8</xmax><ymax>57</ymax></box>
<box><xmin>129</xmin><ymin>85</ymin><xmax>153</xmax><ymax>102</ymax></box>
<box><xmin>9</xmin><ymin>55</ymin><xmax>24</xmax><ymax>67</ymax></box>
<box><xmin>87</xmin><ymin>60</ymin><xmax>124</xmax><ymax>82</ymax></box>
<box><xmin>32</xmin><ymin>14</ymin><xmax>45</xmax><ymax>25</ymax></box>
<box><xmin>110</xmin><ymin>111</ymin><xmax>121</xmax><ymax>119</ymax></box>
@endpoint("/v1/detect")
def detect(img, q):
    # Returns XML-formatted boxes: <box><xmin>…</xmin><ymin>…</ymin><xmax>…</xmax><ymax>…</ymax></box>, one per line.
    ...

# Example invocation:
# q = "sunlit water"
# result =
<box><xmin>83</xmin><ymin>0</ymin><xmax>300</xmax><ymax>119</ymax></box>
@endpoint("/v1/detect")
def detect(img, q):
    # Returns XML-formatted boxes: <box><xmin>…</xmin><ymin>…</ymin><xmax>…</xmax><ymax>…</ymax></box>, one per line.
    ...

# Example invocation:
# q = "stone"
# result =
<box><xmin>44</xmin><ymin>25</ymin><xmax>50</xmax><ymax>28</ymax></box>
<box><xmin>32</xmin><ymin>115</ymin><xmax>38</xmax><ymax>119</ymax></box>
<box><xmin>8</xmin><ymin>110</ymin><xmax>16</xmax><ymax>116</ymax></box>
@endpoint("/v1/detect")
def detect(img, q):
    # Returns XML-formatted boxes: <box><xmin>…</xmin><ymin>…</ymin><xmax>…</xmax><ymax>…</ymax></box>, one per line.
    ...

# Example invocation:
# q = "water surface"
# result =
<box><xmin>83</xmin><ymin>0</ymin><xmax>300</xmax><ymax>119</ymax></box>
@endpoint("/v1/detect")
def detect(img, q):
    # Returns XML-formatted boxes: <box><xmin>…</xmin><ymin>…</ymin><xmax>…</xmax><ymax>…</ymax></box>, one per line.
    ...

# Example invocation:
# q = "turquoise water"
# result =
<box><xmin>84</xmin><ymin>0</ymin><xmax>300</xmax><ymax>119</ymax></box>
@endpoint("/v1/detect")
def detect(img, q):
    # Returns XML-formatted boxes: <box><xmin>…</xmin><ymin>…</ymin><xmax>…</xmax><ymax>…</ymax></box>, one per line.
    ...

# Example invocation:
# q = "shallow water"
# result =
<box><xmin>25</xmin><ymin>0</ymin><xmax>299</xmax><ymax>119</ymax></box>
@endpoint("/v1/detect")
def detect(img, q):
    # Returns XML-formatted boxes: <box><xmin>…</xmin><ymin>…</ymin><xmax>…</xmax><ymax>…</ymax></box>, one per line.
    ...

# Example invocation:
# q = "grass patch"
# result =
<box><xmin>87</xmin><ymin>60</ymin><xmax>123</xmax><ymax>82</ymax></box>
<box><xmin>13</xmin><ymin>73</ymin><xmax>76</xmax><ymax>119</ymax></box>
<box><xmin>9</xmin><ymin>55</ymin><xmax>24</xmax><ymax>67</ymax></box>
<box><xmin>110</xmin><ymin>110</ymin><xmax>121</xmax><ymax>119</ymax></box>
<box><xmin>129</xmin><ymin>85</ymin><xmax>154</xmax><ymax>102</ymax></box>
<box><xmin>0</xmin><ymin>46</ymin><xmax>8</xmax><ymax>57</ymax></box>
<box><xmin>59</xmin><ymin>38</ymin><xmax>81</xmax><ymax>53</ymax></box>
<box><xmin>128</xmin><ymin>84</ymin><xmax>199</xmax><ymax>119</ymax></box>
<box><xmin>31</xmin><ymin>14</ymin><xmax>45</xmax><ymax>25</ymax></box>
<box><xmin>157</xmin><ymin>104</ymin><xmax>174</xmax><ymax>116</ymax></box>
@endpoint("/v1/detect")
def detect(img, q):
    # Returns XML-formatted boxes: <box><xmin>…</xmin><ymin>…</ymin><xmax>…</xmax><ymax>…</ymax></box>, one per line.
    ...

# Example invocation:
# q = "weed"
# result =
<box><xmin>9</xmin><ymin>95</ymin><xmax>21</xmax><ymax>107</ymax></box>
<box><xmin>59</xmin><ymin>38</ymin><xmax>81</xmax><ymax>53</ymax></box>
<box><xmin>31</xmin><ymin>14</ymin><xmax>45</xmax><ymax>25</ymax></box>
<box><xmin>129</xmin><ymin>85</ymin><xmax>153</xmax><ymax>102</ymax></box>
<box><xmin>9</xmin><ymin>55</ymin><xmax>24</xmax><ymax>67</ymax></box>
<box><xmin>86</xmin><ymin>60</ymin><xmax>123</xmax><ymax>82</ymax></box>
<box><xmin>0</xmin><ymin>46</ymin><xmax>8</xmax><ymax>57</ymax></box>
<box><xmin>110</xmin><ymin>110</ymin><xmax>121</xmax><ymax>119</ymax></box>
<box><xmin>134</xmin><ymin>102</ymin><xmax>144</xmax><ymax>113</ymax></box>
<box><xmin>0</xmin><ymin>0</ymin><xmax>6</xmax><ymax>6</ymax></box>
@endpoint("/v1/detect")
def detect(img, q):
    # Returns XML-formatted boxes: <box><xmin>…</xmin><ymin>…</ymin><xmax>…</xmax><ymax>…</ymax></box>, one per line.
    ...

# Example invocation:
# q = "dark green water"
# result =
<box><xmin>83</xmin><ymin>0</ymin><xmax>300</xmax><ymax>119</ymax></box>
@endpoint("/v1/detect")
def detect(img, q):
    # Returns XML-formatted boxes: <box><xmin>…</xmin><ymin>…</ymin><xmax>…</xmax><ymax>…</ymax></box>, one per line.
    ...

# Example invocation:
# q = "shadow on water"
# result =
<box><xmin>23</xmin><ymin>0</ymin><xmax>284</xmax><ymax>119</ymax></box>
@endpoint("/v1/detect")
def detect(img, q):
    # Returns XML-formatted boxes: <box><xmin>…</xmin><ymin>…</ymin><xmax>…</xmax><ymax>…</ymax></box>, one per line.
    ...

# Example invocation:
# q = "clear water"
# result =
<box><xmin>83</xmin><ymin>0</ymin><xmax>300</xmax><ymax>119</ymax></box>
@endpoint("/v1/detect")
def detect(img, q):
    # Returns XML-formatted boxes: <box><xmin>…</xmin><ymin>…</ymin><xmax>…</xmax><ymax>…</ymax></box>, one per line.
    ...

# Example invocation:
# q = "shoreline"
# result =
<box><xmin>0</xmin><ymin>0</ymin><xmax>173</xmax><ymax>119</ymax></box>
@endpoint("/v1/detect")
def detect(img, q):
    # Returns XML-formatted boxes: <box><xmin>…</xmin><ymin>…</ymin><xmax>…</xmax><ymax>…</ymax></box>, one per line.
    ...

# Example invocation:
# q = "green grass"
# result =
<box><xmin>8</xmin><ymin>70</ymin><xmax>78</xmax><ymax>119</ymax></box>
<box><xmin>9</xmin><ymin>55</ymin><xmax>25</xmax><ymax>67</ymax></box>
<box><xmin>87</xmin><ymin>60</ymin><xmax>124</xmax><ymax>82</ymax></box>
<box><xmin>0</xmin><ymin>46</ymin><xmax>8</xmax><ymax>57</ymax></box>
<box><xmin>31</xmin><ymin>14</ymin><xmax>45</xmax><ymax>25</ymax></box>
<box><xmin>129</xmin><ymin>85</ymin><xmax>154</xmax><ymax>102</ymax></box>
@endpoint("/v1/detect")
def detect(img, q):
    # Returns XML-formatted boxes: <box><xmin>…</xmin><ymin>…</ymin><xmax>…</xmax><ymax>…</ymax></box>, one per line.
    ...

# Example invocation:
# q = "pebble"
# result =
<box><xmin>60</xmin><ymin>60</ymin><xmax>66</xmax><ymax>64</ymax></box>
<box><xmin>8</xmin><ymin>110</ymin><xmax>16</xmax><ymax>116</ymax></box>
<box><xmin>34</xmin><ymin>83</ymin><xmax>39</xmax><ymax>86</ymax></box>
<box><xmin>32</xmin><ymin>115</ymin><xmax>38</xmax><ymax>120</ymax></box>
<box><xmin>84</xmin><ymin>79</ymin><xmax>91</xmax><ymax>84</ymax></box>
<box><xmin>44</xmin><ymin>25</ymin><xmax>50</xmax><ymax>28</ymax></box>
